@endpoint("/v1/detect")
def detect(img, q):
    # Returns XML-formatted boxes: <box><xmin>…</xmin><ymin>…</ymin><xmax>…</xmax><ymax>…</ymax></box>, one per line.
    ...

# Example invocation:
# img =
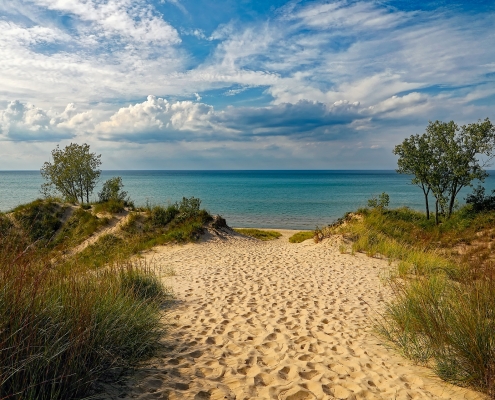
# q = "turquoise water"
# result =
<box><xmin>1</xmin><ymin>170</ymin><xmax>494</xmax><ymax>229</ymax></box>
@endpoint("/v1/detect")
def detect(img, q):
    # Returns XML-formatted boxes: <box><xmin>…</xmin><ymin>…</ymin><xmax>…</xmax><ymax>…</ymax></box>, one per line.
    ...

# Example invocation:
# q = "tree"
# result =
<box><xmin>393</xmin><ymin>134</ymin><xmax>433</xmax><ymax>219</ymax></box>
<box><xmin>394</xmin><ymin>118</ymin><xmax>495</xmax><ymax>224</ymax></box>
<box><xmin>98</xmin><ymin>177</ymin><xmax>128</xmax><ymax>203</ymax></box>
<box><xmin>41</xmin><ymin>143</ymin><xmax>101</xmax><ymax>204</ymax></box>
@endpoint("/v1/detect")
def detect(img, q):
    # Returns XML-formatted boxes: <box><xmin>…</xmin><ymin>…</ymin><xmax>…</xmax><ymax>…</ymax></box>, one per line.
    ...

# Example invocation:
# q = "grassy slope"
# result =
<box><xmin>329</xmin><ymin>206</ymin><xmax>495</xmax><ymax>397</ymax></box>
<box><xmin>0</xmin><ymin>198</ymin><xmax>213</xmax><ymax>400</ymax></box>
<box><xmin>234</xmin><ymin>228</ymin><xmax>282</xmax><ymax>240</ymax></box>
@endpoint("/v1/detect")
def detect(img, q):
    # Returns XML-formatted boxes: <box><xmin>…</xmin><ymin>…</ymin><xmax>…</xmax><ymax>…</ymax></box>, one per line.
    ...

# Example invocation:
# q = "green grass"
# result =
<box><xmin>234</xmin><ymin>228</ymin><xmax>282</xmax><ymax>240</ymax></box>
<box><xmin>0</xmin><ymin>197</ymin><xmax>213</xmax><ymax>399</ymax></box>
<box><xmin>330</xmin><ymin>206</ymin><xmax>495</xmax><ymax>396</ymax></box>
<box><xmin>288</xmin><ymin>231</ymin><xmax>314</xmax><ymax>243</ymax></box>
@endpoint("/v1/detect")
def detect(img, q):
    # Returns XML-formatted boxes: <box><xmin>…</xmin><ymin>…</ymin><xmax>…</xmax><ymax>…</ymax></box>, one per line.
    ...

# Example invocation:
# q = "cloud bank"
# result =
<box><xmin>0</xmin><ymin>0</ymin><xmax>494</xmax><ymax>168</ymax></box>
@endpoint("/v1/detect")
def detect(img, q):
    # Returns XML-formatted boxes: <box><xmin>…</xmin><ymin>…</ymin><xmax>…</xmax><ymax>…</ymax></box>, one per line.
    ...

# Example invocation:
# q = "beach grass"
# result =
<box><xmin>288</xmin><ymin>231</ymin><xmax>314</xmax><ymax>243</ymax></box>
<box><xmin>327</xmin><ymin>206</ymin><xmax>495</xmax><ymax>395</ymax></box>
<box><xmin>0</xmin><ymin>197</ymin><xmax>214</xmax><ymax>399</ymax></box>
<box><xmin>234</xmin><ymin>228</ymin><xmax>282</xmax><ymax>240</ymax></box>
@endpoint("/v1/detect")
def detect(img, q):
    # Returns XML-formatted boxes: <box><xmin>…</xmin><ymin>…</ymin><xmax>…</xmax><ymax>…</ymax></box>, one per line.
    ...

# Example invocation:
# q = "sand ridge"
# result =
<box><xmin>100</xmin><ymin>229</ymin><xmax>485</xmax><ymax>400</ymax></box>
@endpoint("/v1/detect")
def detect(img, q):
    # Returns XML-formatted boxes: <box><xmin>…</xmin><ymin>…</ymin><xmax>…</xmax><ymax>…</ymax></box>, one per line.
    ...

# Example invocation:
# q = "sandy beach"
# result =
<box><xmin>102</xmin><ymin>229</ymin><xmax>485</xmax><ymax>400</ymax></box>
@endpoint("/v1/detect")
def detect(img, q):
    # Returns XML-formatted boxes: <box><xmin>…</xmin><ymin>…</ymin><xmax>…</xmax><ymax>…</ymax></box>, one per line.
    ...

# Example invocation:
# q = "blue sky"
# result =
<box><xmin>0</xmin><ymin>0</ymin><xmax>494</xmax><ymax>169</ymax></box>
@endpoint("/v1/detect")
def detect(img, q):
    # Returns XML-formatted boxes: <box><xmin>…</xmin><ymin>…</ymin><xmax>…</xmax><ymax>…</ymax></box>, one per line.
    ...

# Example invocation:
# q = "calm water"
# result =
<box><xmin>1</xmin><ymin>170</ymin><xmax>494</xmax><ymax>229</ymax></box>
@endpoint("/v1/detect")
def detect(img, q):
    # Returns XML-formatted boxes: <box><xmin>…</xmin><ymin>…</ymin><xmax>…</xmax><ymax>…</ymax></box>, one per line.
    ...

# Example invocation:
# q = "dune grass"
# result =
<box><xmin>329</xmin><ymin>206</ymin><xmax>495</xmax><ymax>396</ymax></box>
<box><xmin>0</xmin><ymin>197</ymin><xmax>214</xmax><ymax>399</ymax></box>
<box><xmin>234</xmin><ymin>228</ymin><xmax>282</xmax><ymax>240</ymax></box>
<box><xmin>288</xmin><ymin>231</ymin><xmax>314</xmax><ymax>243</ymax></box>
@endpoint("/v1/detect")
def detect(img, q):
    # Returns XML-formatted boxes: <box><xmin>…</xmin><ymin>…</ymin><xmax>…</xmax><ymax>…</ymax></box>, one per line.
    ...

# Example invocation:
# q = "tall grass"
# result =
<box><xmin>0</xmin><ymin>198</ymin><xmax>217</xmax><ymax>399</ymax></box>
<box><xmin>330</xmin><ymin>206</ymin><xmax>495</xmax><ymax>396</ymax></box>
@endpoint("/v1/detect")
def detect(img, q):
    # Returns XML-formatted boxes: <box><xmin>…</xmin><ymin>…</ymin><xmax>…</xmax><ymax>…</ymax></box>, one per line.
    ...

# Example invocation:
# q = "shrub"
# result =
<box><xmin>367</xmin><ymin>192</ymin><xmax>390</xmax><ymax>210</ymax></box>
<box><xmin>466</xmin><ymin>185</ymin><xmax>495</xmax><ymax>213</ymax></box>
<box><xmin>98</xmin><ymin>177</ymin><xmax>128</xmax><ymax>203</ymax></box>
<box><xmin>150</xmin><ymin>205</ymin><xmax>179</xmax><ymax>227</ymax></box>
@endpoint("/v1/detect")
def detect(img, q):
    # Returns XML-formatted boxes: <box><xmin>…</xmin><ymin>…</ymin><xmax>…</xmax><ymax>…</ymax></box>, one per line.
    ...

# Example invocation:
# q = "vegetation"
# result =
<box><xmin>0</xmin><ymin>195</ymin><xmax>214</xmax><ymax>399</ymax></box>
<box><xmin>41</xmin><ymin>143</ymin><xmax>102</xmax><ymax>204</ymax></box>
<box><xmin>234</xmin><ymin>228</ymin><xmax>282</xmax><ymax>240</ymax></box>
<box><xmin>367</xmin><ymin>192</ymin><xmax>390</xmax><ymax>210</ymax></box>
<box><xmin>288</xmin><ymin>231</ymin><xmax>314</xmax><ymax>243</ymax></box>
<box><xmin>394</xmin><ymin>118</ymin><xmax>495</xmax><ymax>223</ymax></box>
<box><xmin>99</xmin><ymin>176</ymin><xmax>128</xmax><ymax>203</ymax></box>
<box><xmin>327</xmin><ymin>205</ymin><xmax>495</xmax><ymax>396</ymax></box>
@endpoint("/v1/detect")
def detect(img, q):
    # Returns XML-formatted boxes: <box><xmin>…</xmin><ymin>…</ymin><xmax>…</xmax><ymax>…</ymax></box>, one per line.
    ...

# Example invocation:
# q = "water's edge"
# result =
<box><xmin>1</xmin><ymin>170</ymin><xmax>494</xmax><ymax>230</ymax></box>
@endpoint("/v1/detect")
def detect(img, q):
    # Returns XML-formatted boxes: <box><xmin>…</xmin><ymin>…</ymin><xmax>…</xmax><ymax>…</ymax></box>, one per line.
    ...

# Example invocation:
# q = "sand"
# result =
<box><xmin>100</xmin><ymin>229</ymin><xmax>485</xmax><ymax>400</ymax></box>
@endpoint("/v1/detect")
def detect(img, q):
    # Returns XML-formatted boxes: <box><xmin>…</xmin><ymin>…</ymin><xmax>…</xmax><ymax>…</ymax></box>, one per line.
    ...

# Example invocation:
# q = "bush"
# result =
<box><xmin>466</xmin><ymin>185</ymin><xmax>495</xmax><ymax>213</ymax></box>
<box><xmin>367</xmin><ymin>192</ymin><xmax>390</xmax><ymax>210</ymax></box>
<box><xmin>150</xmin><ymin>205</ymin><xmax>179</xmax><ymax>227</ymax></box>
<box><xmin>98</xmin><ymin>177</ymin><xmax>128</xmax><ymax>203</ymax></box>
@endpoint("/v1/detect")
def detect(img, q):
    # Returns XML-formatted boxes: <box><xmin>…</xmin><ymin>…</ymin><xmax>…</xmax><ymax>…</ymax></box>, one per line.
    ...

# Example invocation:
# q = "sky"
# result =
<box><xmin>1</xmin><ymin>0</ymin><xmax>494</xmax><ymax>170</ymax></box>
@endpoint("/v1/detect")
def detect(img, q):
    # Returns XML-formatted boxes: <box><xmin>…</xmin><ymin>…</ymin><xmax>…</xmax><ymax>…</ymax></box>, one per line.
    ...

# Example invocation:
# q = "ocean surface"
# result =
<box><xmin>1</xmin><ymin>170</ymin><xmax>495</xmax><ymax>230</ymax></box>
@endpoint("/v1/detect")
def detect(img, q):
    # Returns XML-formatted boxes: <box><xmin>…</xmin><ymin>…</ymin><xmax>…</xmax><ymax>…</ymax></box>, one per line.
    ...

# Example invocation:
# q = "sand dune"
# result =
<box><xmin>100</xmin><ymin>229</ymin><xmax>485</xmax><ymax>400</ymax></box>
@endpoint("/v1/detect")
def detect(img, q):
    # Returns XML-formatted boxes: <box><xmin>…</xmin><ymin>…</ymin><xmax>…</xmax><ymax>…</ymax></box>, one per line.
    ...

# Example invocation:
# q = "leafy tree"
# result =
<box><xmin>393</xmin><ymin>134</ymin><xmax>433</xmax><ymax>219</ymax></box>
<box><xmin>41</xmin><ymin>143</ymin><xmax>101</xmax><ymax>204</ymax></box>
<box><xmin>98</xmin><ymin>177</ymin><xmax>128</xmax><ymax>203</ymax></box>
<box><xmin>394</xmin><ymin>118</ymin><xmax>495</xmax><ymax>224</ymax></box>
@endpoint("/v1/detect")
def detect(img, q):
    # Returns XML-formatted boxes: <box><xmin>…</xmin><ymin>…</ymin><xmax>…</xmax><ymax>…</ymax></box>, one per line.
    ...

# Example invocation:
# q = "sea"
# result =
<box><xmin>1</xmin><ymin>170</ymin><xmax>495</xmax><ymax>230</ymax></box>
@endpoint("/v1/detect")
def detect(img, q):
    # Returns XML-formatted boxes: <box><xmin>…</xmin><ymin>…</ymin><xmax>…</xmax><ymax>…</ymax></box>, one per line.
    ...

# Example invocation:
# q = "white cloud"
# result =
<box><xmin>0</xmin><ymin>100</ymin><xmax>93</xmax><ymax>141</ymax></box>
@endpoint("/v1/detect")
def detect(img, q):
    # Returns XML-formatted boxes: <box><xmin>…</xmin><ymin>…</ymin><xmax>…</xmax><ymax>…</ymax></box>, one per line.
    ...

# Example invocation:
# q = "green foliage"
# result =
<box><xmin>466</xmin><ymin>185</ymin><xmax>495</xmax><ymax>213</ymax></box>
<box><xmin>234</xmin><ymin>228</ymin><xmax>282</xmax><ymax>241</ymax></box>
<box><xmin>12</xmin><ymin>199</ymin><xmax>64</xmax><ymax>242</ymax></box>
<box><xmin>93</xmin><ymin>198</ymin><xmax>126</xmax><ymax>214</ymax></box>
<box><xmin>0</xmin><ymin>223</ymin><xmax>167</xmax><ymax>400</ymax></box>
<box><xmin>394</xmin><ymin>118</ymin><xmax>495</xmax><ymax>223</ymax></box>
<box><xmin>289</xmin><ymin>231</ymin><xmax>314</xmax><ymax>243</ymax></box>
<box><xmin>52</xmin><ymin>208</ymin><xmax>109</xmax><ymax>249</ymax></box>
<box><xmin>334</xmin><ymin>207</ymin><xmax>495</xmax><ymax>395</ymax></box>
<box><xmin>150</xmin><ymin>204</ymin><xmax>179</xmax><ymax>227</ymax></box>
<box><xmin>367</xmin><ymin>192</ymin><xmax>390</xmax><ymax>210</ymax></box>
<box><xmin>98</xmin><ymin>176</ymin><xmax>128</xmax><ymax>203</ymax></box>
<box><xmin>41</xmin><ymin>143</ymin><xmax>101</xmax><ymax>204</ymax></box>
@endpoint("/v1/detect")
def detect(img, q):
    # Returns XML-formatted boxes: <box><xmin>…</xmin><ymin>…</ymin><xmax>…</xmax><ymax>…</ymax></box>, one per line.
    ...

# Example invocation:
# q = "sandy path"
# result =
<box><xmin>103</xmin><ymin>230</ymin><xmax>484</xmax><ymax>400</ymax></box>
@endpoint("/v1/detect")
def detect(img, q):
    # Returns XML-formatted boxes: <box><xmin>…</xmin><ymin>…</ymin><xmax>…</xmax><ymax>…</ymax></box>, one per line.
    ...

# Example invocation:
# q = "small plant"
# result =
<box><xmin>367</xmin><ymin>192</ymin><xmax>390</xmax><ymax>210</ymax></box>
<box><xmin>339</xmin><ymin>244</ymin><xmax>347</xmax><ymax>254</ymax></box>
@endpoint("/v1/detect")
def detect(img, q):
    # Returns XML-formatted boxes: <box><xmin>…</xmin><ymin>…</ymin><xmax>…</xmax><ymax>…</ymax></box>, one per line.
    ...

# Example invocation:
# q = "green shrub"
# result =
<box><xmin>150</xmin><ymin>205</ymin><xmax>179</xmax><ymax>227</ymax></box>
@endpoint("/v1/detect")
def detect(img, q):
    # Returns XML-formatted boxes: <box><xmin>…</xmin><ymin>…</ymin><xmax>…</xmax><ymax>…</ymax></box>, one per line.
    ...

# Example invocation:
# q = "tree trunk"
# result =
<box><xmin>424</xmin><ymin>190</ymin><xmax>430</xmax><ymax>219</ymax></box>
<box><xmin>435</xmin><ymin>200</ymin><xmax>439</xmax><ymax>225</ymax></box>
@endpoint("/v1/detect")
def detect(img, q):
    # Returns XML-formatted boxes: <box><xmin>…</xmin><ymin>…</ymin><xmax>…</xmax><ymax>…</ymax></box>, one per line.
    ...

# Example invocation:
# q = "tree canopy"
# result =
<box><xmin>41</xmin><ymin>143</ymin><xmax>101</xmax><ymax>204</ymax></box>
<box><xmin>394</xmin><ymin>118</ymin><xmax>495</xmax><ymax>223</ymax></box>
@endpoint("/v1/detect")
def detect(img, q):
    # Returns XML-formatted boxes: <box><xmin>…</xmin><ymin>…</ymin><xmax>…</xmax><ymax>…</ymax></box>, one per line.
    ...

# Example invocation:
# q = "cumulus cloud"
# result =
<box><xmin>0</xmin><ymin>100</ymin><xmax>92</xmax><ymax>141</ymax></box>
<box><xmin>95</xmin><ymin>95</ymin><xmax>225</xmax><ymax>141</ymax></box>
